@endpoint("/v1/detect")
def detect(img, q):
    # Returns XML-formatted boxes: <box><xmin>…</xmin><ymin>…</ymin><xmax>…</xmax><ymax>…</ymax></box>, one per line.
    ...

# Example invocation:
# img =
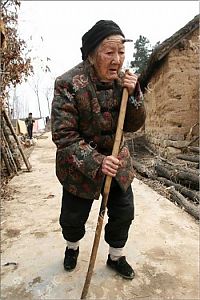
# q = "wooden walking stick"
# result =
<box><xmin>81</xmin><ymin>87</ymin><xmax>129</xmax><ymax>299</ymax></box>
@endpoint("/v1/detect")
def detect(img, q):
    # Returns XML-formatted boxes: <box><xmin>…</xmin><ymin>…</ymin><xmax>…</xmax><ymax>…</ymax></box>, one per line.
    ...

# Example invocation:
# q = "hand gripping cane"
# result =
<box><xmin>81</xmin><ymin>87</ymin><xmax>129</xmax><ymax>299</ymax></box>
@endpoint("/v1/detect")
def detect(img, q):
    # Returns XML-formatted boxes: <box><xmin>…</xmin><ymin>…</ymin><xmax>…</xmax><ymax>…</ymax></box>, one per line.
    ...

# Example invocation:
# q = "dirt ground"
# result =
<box><xmin>1</xmin><ymin>132</ymin><xmax>199</xmax><ymax>300</ymax></box>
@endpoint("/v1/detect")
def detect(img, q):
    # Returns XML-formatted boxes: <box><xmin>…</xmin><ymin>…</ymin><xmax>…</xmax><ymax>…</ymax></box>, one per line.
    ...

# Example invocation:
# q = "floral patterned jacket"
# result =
<box><xmin>51</xmin><ymin>60</ymin><xmax>146</xmax><ymax>199</ymax></box>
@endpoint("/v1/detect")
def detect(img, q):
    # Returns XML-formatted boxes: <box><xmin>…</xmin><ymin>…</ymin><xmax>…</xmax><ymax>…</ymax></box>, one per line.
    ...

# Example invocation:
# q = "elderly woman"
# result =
<box><xmin>51</xmin><ymin>20</ymin><xmax>146</xmax><ymax>279</ymax></box>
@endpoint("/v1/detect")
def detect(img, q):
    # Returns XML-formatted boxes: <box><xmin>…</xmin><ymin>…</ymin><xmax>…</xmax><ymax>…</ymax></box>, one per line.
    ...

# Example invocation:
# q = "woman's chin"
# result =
<box><xmin>105</xmin><ymin>73</ymin><xmax>119</xmax><ymax>81</ymax></box>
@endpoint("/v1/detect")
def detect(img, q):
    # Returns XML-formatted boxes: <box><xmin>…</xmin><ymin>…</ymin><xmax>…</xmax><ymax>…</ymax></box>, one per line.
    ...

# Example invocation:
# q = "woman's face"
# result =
<box><xmin>90</xmin><ymin>35</ymin><xmax>125</xmax><ymax>82</ymax></box>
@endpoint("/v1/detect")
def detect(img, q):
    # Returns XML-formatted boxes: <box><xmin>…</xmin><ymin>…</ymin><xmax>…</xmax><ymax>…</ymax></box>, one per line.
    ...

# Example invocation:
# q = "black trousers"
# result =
<box><xmin>27</xmin><ymin>125</ymin><xmax>33</xmax><ymax>139</ymax></box>
<box><xmin>59</xmin><ymin>180</ymin><xmax>134</xmax><ymax>248</ymax></box>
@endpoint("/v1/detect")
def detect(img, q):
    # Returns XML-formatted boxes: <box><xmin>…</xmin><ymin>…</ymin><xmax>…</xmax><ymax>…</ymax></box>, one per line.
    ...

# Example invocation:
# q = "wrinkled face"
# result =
<box><xmin>90</xmin><ymin>35</ymin><xmax>125</xmax><ymax>82</ymax></box>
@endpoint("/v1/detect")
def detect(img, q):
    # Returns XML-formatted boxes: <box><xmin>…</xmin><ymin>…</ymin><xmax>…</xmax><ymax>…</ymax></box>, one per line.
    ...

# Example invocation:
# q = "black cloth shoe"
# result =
<box><xmin>107</xmin><ymin>255</ymin><xmax>135</xmax><ymax>279</ymax></box>
<box><xmin>64</xmin><ymin>247</ymin><xmax>79</xmax><ymax>271</ymax></box>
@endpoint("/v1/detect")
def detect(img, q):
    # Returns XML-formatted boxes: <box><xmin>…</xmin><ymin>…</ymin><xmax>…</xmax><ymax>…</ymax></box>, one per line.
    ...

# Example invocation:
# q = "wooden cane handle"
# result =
<box><xmin>112</xmin><ymin>87</ymin><xmax>129</xmax><ymax>156</ymax></box>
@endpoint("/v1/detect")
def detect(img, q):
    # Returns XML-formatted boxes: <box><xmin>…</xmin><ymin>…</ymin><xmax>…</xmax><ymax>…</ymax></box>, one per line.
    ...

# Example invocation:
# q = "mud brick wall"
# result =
<box><xmin>144</xmin><ymin>29</ymin><xmax>199</xmax><ymax>157</ymax></box>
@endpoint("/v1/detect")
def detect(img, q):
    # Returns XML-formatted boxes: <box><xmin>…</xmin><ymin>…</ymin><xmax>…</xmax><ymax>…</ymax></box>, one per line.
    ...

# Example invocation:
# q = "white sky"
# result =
<box><xmin>14</xmin><ymin>0</ymin><xmax>199</xmax><ymax>118</ymax></box>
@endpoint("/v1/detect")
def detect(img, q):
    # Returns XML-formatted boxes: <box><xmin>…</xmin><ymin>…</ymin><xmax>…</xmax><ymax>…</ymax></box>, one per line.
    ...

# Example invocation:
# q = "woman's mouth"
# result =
<box><xmin>109</xmin><ymin>68</ymin><xmax>118</xmax><ymax>74</ymax></box>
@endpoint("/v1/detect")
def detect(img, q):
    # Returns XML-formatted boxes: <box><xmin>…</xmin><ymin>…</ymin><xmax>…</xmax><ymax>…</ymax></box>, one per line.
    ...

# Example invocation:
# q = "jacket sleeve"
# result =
<box><xmin>51</xmin><ymin>77</ymin><xmax>105</xmax><ymax>180</ymax></box>
<box><xmin>124</xmin><ymin>81</ymin><xmax>146</xmax><ymax>132</ymax></box>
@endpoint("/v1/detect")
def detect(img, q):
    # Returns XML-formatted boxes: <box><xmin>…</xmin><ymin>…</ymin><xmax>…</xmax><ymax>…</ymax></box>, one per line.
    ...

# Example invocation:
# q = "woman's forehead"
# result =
<box><xmin>101</xmin><ymin>35</ymin><xmax>125</xmax><ymax>45</ymax></box>
<box><xmin>98</xmin><ymin>35</ymin><xmax>125</xmax><ymax>51</ymax></box>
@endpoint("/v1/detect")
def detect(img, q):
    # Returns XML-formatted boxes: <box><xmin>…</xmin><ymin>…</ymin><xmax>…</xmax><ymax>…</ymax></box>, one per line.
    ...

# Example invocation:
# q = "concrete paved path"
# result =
<box><xmin>1</xmin><ymin>132</ymin><xmax>199</xmax><ymax>300</ymax></box>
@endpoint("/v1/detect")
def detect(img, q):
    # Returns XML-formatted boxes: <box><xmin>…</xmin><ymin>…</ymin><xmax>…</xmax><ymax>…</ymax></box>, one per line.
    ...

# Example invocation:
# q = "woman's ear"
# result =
<box><xmin>88</xmin><ymin>53</ymin><xmax>95</xmax><ymax>65</ymax></box>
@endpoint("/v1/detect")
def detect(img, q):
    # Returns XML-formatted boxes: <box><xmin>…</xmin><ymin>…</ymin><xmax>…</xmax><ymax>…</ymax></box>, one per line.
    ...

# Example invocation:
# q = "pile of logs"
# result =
<box><xmin>132</xmin><ymin>139</ymin><xmax>199</xmax><ymax>220</ymax></box>
<box><xmin>155</xmin><ymin>157</ymin><xmax>199</xmax><ymax>219</ymax></box>
<box><xmin>1</xmin><ymin>109</ymin><xmax>31</xmax><ymax>179</ymax></box>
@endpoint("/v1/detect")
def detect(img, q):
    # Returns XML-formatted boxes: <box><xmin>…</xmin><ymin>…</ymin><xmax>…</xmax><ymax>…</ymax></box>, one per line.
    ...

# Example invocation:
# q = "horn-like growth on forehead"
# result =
<box><xmin>101</xmin><ymin>36</ymin><xmax>133</xmax><ymax>46</ymax></box>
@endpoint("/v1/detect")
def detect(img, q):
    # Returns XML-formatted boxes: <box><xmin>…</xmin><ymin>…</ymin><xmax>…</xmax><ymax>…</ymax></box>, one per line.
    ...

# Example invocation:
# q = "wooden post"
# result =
<box><xmin>2</xmin><ymin>120</ymin><xmax>21</xmax><ymax>170</ymax></box>
<box><xmin>80</xmin><ymin>88</ymin><xmax>129</xmax><ymax>299</ymax></box>
<box><xmin>2</xmin><ymin>110</ymin><xmax>32</xmax><ymax>171</ymax></box>
<box><xmin>1</xmin><ymin>145</ymin><xmax>12</xmax><ymax>176</ymax></box>
<box><xmin>2</xmin><ymin>130</ymin><xmax>18</xmax><ymax>175</ymax></box>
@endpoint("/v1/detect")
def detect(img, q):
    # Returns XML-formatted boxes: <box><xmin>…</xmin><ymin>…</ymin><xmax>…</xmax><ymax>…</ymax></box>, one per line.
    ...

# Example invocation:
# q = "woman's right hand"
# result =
<box><xmin>102</xmin><ymin>155</ymin><xmax>120</xmax><ymax>177</ymax></box>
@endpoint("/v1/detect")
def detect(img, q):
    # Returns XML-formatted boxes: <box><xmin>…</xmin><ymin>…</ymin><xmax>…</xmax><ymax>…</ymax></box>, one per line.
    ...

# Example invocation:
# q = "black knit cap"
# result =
<box><xmin>81</xmin><ymin>20</ymin><xmax>125</xmax><ymax>60</ymax></box>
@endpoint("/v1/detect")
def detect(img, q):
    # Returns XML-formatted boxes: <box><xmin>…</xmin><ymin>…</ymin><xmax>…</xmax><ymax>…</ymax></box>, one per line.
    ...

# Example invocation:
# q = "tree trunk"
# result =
<box><xmin>1</xmin><ymin>145</ymin><xmax>12</xmax><ymax>176</ymax></box>
<box><xmin>168</xmin><ymin>186</ymin><xmax>199</xmax><ymax>220</ymax></box>
<box><xmin>188</xmin><ymin>146</ymin><xmax>200</xmax><ymax>154</ymax></box>
<box><xmin>155</xmin><ymin>163</ymin><xmax>199</xmax><ymax>191</ymax></box>
<box><xmin>177</xmin><ymin>154</ymin><xmax>199</xmax><ymax>163</ymax></box>
<box><xmin>132</xmin><ymin>160</ymin><xmax>155</xmax><ymax>179</ymax></box>
<box><xmin>2</xmin><ymin>130</ymin><xmax>18</xmax><ymax>175</ymax></box>
<box><xmin>2</xmin><ymin>120</ymin><xmax>21</xmax><ymax>170</ymax></box>
<box><xmin>157</xmin><ymin>177</ymin><xmax>199</xmax><ymax>204</ymax></box>
<box><xmin>3</xmin><ymin>110</ymin><xmax>32</xmax><ymax>171</ymax></box>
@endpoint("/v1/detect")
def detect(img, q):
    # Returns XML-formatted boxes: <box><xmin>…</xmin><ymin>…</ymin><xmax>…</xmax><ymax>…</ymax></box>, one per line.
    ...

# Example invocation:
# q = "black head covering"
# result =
<box><xmin>81</xmin><ymin>20</ymin><xmax>125</xmax><ymax>60</ymax></box>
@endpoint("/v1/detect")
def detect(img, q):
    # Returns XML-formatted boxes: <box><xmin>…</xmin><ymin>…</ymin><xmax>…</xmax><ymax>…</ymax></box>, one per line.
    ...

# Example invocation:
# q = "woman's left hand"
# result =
<box><xmin>123</xmin><ymin>70</ymin><xmax>138</xmax><ymax>95</ymax></box>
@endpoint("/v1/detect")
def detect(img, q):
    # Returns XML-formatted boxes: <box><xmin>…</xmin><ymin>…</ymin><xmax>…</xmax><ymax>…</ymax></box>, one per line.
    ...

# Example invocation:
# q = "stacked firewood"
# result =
<box><xmin>1</xmin><ymin>109</ymin><xmax>32</xmax><ymax>179</ymax></box>
<box><xmin>154</xmin><ymin>153</ymin><xmax>199</xmax><ymax>220</ymax></box>
<box><xmin>131</xmin><ymin>136</ymin><xmax>199</xmax><ymax>220</ymax></box>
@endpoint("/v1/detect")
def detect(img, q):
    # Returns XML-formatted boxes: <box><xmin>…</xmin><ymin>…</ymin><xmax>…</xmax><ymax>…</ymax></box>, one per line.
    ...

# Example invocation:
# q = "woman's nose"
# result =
<box><xmin>112</xmin><ymin>53</ymin><xmax>120</xmax><ymax>64</ymax></box>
